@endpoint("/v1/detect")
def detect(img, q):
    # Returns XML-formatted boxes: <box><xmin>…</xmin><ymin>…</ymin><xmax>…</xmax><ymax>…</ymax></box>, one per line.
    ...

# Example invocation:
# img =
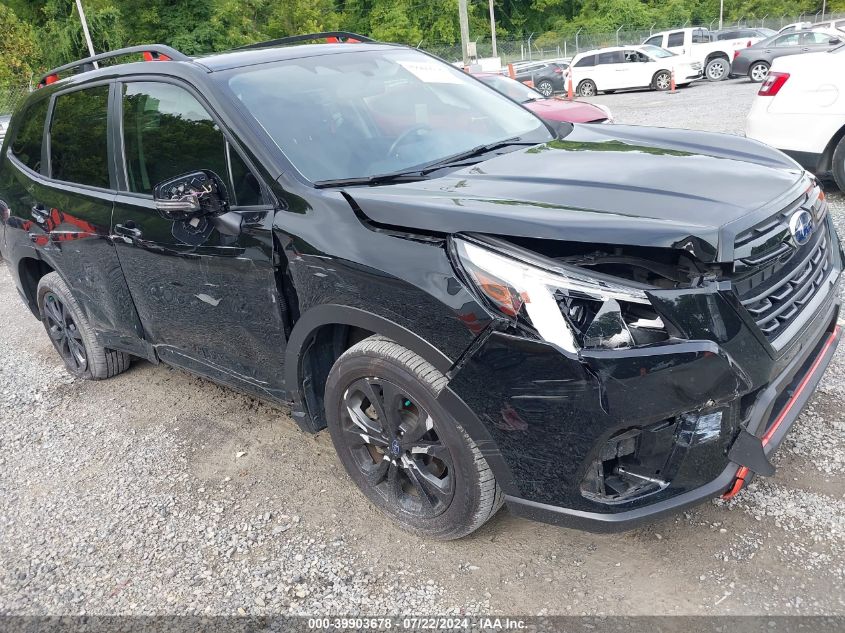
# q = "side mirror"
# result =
<box><xmin>830</xmin><ymin>37</ymin><xmax>841</xmax><ymax>45</ymax></box>
<box><xmin>153</xmin><ymin>170</ymin><xmax>229</xmax><ymax>221</ymax></box>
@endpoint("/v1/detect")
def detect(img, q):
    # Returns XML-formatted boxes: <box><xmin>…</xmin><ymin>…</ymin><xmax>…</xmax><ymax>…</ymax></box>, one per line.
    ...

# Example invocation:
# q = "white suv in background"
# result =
<box><xmin>746</xmin><ymin>46</ymin><xmax>845</xmax><ymax>190</ymax></box>
<box><xmin>569</xmin><ymin>45</ymin><xmax>701</xmax><ymax>96</ymax></box>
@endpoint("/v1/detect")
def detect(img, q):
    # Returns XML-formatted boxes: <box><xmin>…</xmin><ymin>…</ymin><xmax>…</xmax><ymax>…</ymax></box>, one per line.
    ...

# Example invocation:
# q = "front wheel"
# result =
<box><xmin>536</xmin><ymin>79</ymin><xmax>554</xmax><ymax>97</ymax></box>
<box><xmin>748</xmin><ymin>61</ymin><xmax>769</xmax><ymax>83</ymax></box>
<box><xmin>705</xmin><ymin>57</ymin><xmax>729</xmax><ymax>81</ymax></box>
<box><xmin>37</xmin><ymin>272</ymin><xmax>130</xmax><ymax>379</ymax></box>
<box><xmin>324</xmin><ymin>336</ymin><xmax>503</xmax><ymax>540</ymax></box>
<box><xmin>653</xmin><ymin>70</ymin><xmax>671</xmax><ymax>91</ymax></box>
<box><xmin>576</xmin><ymin>79</ymin><xmax>597</xmax><ymax>97</ymax></box>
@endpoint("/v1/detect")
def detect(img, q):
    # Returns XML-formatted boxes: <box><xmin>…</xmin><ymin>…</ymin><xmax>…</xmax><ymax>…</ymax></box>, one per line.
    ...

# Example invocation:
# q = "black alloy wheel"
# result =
<box><xmin>325</xmin><ymin>336</ymin><xmax>503</xmax><ymax>539</ymax></box>
<box><xmin>43</xmin><ymin>292</ymin><xmax>88</xmax><ymax>373</ymax></box>
<box><xmin>340</xmin><ymin>376</ymin><xmax>454</xmax><ymax>517</ymax></box>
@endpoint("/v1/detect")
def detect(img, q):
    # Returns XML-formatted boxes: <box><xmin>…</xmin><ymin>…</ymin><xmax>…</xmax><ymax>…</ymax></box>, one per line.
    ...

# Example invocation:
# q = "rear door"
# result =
<box><xmin>110</xmin><ymin>79</ymin><xmax>288</xmax><ymax>400</ymax></box>
<box><xmin>594</xmin><ymin>51</ymin><xmax>624</xmax><ymax>90</ymax></box>
<box><xmin>8</xmin><ymin>83</ymin><xmax>146</xmax><ymax>356</ymax></box>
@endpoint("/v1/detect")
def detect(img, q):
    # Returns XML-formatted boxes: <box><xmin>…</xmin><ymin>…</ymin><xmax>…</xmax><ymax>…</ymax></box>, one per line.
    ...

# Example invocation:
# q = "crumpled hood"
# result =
<box><xmin>346</xmin><ymin>123</ymin><xmax>806</xmax><ymax>262</ymax></box>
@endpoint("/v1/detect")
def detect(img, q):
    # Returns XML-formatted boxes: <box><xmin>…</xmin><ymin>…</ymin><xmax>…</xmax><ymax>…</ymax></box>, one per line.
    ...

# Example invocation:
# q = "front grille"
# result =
<box><xmin>738</xmin><ymin>230</ymin><xmax>830</xmax><ymax>340</ymax></box>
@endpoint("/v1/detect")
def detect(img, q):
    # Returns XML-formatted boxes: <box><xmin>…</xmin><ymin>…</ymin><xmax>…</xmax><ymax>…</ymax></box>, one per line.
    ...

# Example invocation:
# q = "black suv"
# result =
<box><xmin>0</xmin><ymin>33</ymin><xmax>841</xmax><ymax>540</ymax></box>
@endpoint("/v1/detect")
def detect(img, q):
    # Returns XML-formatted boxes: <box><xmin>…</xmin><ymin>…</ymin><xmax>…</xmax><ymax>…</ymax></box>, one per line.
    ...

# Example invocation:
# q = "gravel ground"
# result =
<box><xmin>2</xmin><ymin>77</ymin><xmax>845</xmax><ymax>617</ymax></box>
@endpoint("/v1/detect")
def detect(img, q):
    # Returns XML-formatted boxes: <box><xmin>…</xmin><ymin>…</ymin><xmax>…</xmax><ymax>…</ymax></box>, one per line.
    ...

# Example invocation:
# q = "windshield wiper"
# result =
<box><xmin>313</xmin><ymin>137</ymin><xmax>536</xmax><ymax>188</ymax></box>
<box><xmin>313</xmin><ymin>172</ymin><xmax>428</xmax><ymax>188</ymax></box>
<box><xmin>417</xmin><ymin>137</ymin><xmax>536</xmax><ymax>174</ymax></box>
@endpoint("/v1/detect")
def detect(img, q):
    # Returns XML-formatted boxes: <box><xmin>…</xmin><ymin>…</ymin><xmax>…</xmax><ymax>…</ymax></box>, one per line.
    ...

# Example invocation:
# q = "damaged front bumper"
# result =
<box><xmin>443</xmin><ymin>230</ymin><xmax>842</xmax><ymax>532</ymax></box>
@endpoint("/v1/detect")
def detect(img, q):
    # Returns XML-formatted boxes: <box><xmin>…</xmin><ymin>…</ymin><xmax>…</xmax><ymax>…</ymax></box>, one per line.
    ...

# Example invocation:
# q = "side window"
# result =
<box><xmin>667</xmin><ymin>32</ymin><xmax>685</xmax><ymax>47</ymax></box>
<box><xmin>775</xmin><ymin>33</ymin><xmax>800</xmax><ymax>46</ymax></box>
<box><xmin>644</xmin><ymin>36</ymin><xmax>662</xmax><ymax>47</ymax></box>
<box><xmin>122</xmin><ymin>82</ymin><xmax>228</xmax><ymax>195</ymax></box>
<box><xmin>228</xmin><ymin>146</ymin><xmax>263</xmax><ymax>206</ymax></box>
<box><xmin>597</xmin><ymin>51</ymin><xmax>623</xmax><ymax>65</ymax></box>
<box><xmin>804</xmin><ymin>32</ymin><xmax>833</xmax><ymax>44</ymax></box>
<box><xmin>50</xmin><ymin>86</ymin><xmax>110</xmax><ymax>188</ymax></box>
<box><xmin>691</xmin><ymin>29</ymin><xmax>710</xmax><ymax>43</ymax></box>
<box><xmin>10</xmin><ymin>99</ymin><xmax>49</xmax><ymax>172</ymax></box>
<box><xmin>575</xmin><ymin>55</ymin><xmax>595</xmax><ymax>67</ymax></box>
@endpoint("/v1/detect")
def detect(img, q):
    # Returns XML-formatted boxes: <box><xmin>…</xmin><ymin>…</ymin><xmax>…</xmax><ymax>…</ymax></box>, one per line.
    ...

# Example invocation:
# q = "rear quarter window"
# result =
<box><xmin>10</xmin><ymin>99</ymin><xmax>49</xmax><ymax>173</ymax></box>
<box><xmin>574</xmin><ymin>55</ymin><xmax>596</xmax><ymax>67</ymax></box>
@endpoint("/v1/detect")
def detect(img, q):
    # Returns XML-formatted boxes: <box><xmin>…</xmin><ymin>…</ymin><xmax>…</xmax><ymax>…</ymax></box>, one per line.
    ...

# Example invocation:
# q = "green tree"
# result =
<box><xmin>0</xmin><ymin>4</ymin><xmax>38</xmax><ymax>86</ymax></box>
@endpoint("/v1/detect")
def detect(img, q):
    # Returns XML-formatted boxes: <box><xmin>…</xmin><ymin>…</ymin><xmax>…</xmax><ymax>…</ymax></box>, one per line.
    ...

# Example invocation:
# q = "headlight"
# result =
<box><xmin>453</xmin><ymin>237</ymin><xmax>667</xmax><ymax>353</ymax></box>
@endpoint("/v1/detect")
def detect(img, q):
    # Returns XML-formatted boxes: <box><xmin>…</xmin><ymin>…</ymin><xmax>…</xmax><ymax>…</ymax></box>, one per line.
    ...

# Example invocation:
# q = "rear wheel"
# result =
<box><xmin>748</xmin><ymin>61</ymin><xmax>769</xmax><ymax>83</ymax></box>
<box><xmin>705</xmin><ymin>57</ymin><xmax>729</xmax><ymax>81</ymax></box>
<box><xmin>577</xmin><ymin>79</ymin><xmax>597</xmax><ymax>97</ymax></box>
<box><xmin>536</xmin><ymin>79</ymin><xmax>554</xmax><ymax>97</ymax></box>
<box><xmin>324</xmin><ymin>336</ymin><xmax>503</xmax><ymax>540</ymax></box>
<box><xmin>653</xmin><ymin>70</ymin><xmax>671</xmax><ymax>91</ymax></box>
<box><xmin>37</xmin><ymin>272</ymin><xmax>130</xmax><ymax>380</ymax></box>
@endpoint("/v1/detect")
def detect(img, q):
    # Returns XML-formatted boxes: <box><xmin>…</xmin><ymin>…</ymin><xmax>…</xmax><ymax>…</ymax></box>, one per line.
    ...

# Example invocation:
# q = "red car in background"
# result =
<box><xmin>473</xmin><ymin>72</ymin><xmax>613</xmax><ymax>124</ymax></box>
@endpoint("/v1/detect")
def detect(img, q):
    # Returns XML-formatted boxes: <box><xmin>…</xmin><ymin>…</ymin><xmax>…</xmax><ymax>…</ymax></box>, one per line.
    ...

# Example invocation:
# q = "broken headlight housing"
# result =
<box><xmin>453</xmin><ymin>236</ymin><xmax>668</xmax><ymax>352</ymax></box>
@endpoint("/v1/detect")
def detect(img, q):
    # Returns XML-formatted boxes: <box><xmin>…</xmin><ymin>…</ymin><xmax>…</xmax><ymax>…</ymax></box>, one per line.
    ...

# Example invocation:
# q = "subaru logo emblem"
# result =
<box><xmin>789</xmin><ymin>209</ymin><xmax>814</xmax><ymax>246</ymax></box>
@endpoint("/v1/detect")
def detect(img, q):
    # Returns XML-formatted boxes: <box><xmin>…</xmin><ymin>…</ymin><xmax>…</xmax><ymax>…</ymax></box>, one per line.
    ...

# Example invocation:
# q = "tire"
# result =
<box><xmin>324</xmin><ymin>336</ymin><xmax>503</xmax><ymax>540</ymax></box>
<box><xmin>577</xmin><ymin>79</ymin><xmax>597</xmax><ymax>97</ymax></box>
<box><xmin>37</xmin><ymin>272</ymin><xmax>131</xmax><ymax>380</ymax></box>
<box><xmin>831</xmin><ymin>136</ymin><xmax>845</xmax><ymax>192</ymax></box>
<box><xmin>653</xmin><ymin>70</ymin><xmax>671</xmax><ymax>91</ymax></box>
<box><xmin>536</xmin><ymin>79</ymin><xmax>554</xmax><ymax>97</ymax></box>
<box><xmin>748</xmin><ymin>61</ymin><xmax>770</xmax><ymax>83</ymax></box>
<box><xmin>705</xmin><ymin>57</ymin><xmax>729</xmax><ymax>81</ymax></box>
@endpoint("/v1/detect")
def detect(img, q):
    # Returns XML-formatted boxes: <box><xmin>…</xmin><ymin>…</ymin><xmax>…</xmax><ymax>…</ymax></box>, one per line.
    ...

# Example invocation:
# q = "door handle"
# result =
<box><xmin>801</xmin><ymin>47</ymin><xmax>810</xmax><ymax>51</ymax></box>
<box><xmin>30</xmin><ymin>204</ymin><xmax>49</xmax><ymax>224</ymax></box>
<box><xmin>114</xmin><ymin>223</ymin><xmax>142</xmax><ymax>239</ymax></box>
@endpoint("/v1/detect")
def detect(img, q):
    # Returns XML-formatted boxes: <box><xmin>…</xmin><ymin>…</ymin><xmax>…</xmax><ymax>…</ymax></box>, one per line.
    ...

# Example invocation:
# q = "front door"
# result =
<box><xmin>110</xmin><ymin>79</ymin><xmax>287</xmax><ymax>401</ymax></box>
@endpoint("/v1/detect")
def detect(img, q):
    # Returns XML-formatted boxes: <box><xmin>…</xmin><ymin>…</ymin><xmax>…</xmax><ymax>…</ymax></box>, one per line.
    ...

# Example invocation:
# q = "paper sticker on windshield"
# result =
<box><xmin>397</xmin><ymin>60</ymin><xmax>462</xmax><ymax>84</ymax></box>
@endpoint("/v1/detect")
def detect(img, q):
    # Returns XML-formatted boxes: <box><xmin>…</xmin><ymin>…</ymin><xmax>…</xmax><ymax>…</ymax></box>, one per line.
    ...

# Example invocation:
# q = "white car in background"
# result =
<box><xmin>746</xmin><ymin>46</ymin><xmax>845</xmax><ymax>189</ymax></box>
<box><xmin>569</xmin><ymin>45</ymin><xmax>701</xmax><ymax>96</ymax></box>
<box><xmin>643</xmin><ymin>27</ymin><xmax>763</xmax><ymax>81</ymax></box>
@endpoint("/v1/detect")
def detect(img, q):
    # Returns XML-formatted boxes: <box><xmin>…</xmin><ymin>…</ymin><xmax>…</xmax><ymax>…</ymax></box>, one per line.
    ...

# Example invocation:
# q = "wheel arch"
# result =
<box><xmin>284</xmin><ymin>305</ymin><xmax>455</xmax><ymax>433</ymax></box>
<box><xmin>651</xmin><ymin>68</ymin><xmax>671</xmax><ymax>87</ymax></box>
<box><xmin>285</xmin><ymin>304</ymin><xmax>518</xmax><ymax>495</ymax></box>
<box><xmin>705</xmin><ymin>51</ymin><xmax>730</xmax><ymax>64</ymax></box>
<box><xmin>818</xmin><ymin>123</ymin><xmax>845</xmax><ymax>173</ymax></box>
<box><xmin>17</xmin><ymin>256</ymin><xmax>55</xmax><ymax>317</ymax></box>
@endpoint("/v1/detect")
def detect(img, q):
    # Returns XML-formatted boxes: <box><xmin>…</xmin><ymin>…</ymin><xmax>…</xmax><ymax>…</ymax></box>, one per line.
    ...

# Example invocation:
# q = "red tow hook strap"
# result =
<box><xmin>722</xmin><ymin>325</ymin><xmax>841</xmax><ymax>500</ymax></box>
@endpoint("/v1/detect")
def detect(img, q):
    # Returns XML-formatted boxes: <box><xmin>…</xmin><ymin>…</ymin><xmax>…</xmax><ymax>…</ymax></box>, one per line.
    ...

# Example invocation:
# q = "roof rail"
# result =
<box><xmin>38</xmin><ymin>44</ymin><xmax>190</xmax><ymax>87</ymax></box>
<box><xmin>234</xmin><ymin>31</ymin><xmax>375</xmax><ymax>51</ymax></box>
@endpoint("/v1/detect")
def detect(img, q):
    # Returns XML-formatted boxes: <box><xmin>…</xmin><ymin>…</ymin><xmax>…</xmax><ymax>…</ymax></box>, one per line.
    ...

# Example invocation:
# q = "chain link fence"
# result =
<box><xmin>425</xmin><ymin>11</ymin><xmax>845</xmax><ymax>64</ymax></box>
<box><xmin>0</xmin><ymin>84</ymin><xmax>32</xmax><ymax>115</ymax></box>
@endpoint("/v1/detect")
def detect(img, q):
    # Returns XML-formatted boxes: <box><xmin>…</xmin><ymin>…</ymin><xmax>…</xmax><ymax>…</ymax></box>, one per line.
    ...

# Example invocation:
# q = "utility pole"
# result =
<box><xmin>488</xmin><ymin>0</ymin><xmax>498</xmax><ymax>59</ymax></box>
<box><xmin>719</xmin><ymin>0</ymin><xmax>724</xmax><ymax>30</ymax></box>
<box><xmin>458</xmin><ymin>0</ymin><xmax>471</xmax><ymax>66</ymax></box>
<box><xmin>75</xmin><ymin>0</ymin><xmax>98</xmax><ymax>68</ymax></box>
<box><xmin>823</xmin><ymin>0</ymin><xmax>827</xmax><ymax>20</ymax></box>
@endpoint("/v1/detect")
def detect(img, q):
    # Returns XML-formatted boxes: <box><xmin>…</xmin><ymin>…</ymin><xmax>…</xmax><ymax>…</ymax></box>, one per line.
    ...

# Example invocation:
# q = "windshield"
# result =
<box><xmin>476</xmin><ymin>74</ymin><xmax>541</xmax><ymax>102</ymax></box>
<box><xmin>641</xmin><ymin>45</ymin><xmax>675</xmax><ymax>58</ymax></box>
<box><xmin>224</xmin><ymin>49</ymin><xmax>551</xmax><ymax>184</ymax></box>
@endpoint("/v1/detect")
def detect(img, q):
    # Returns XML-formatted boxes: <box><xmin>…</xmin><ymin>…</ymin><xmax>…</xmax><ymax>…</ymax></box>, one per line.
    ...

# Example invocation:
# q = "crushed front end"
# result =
<box><xmin>445</xmin><ymin>182</ymin><xmax>842</xmax><ymax>531</ymax></box>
